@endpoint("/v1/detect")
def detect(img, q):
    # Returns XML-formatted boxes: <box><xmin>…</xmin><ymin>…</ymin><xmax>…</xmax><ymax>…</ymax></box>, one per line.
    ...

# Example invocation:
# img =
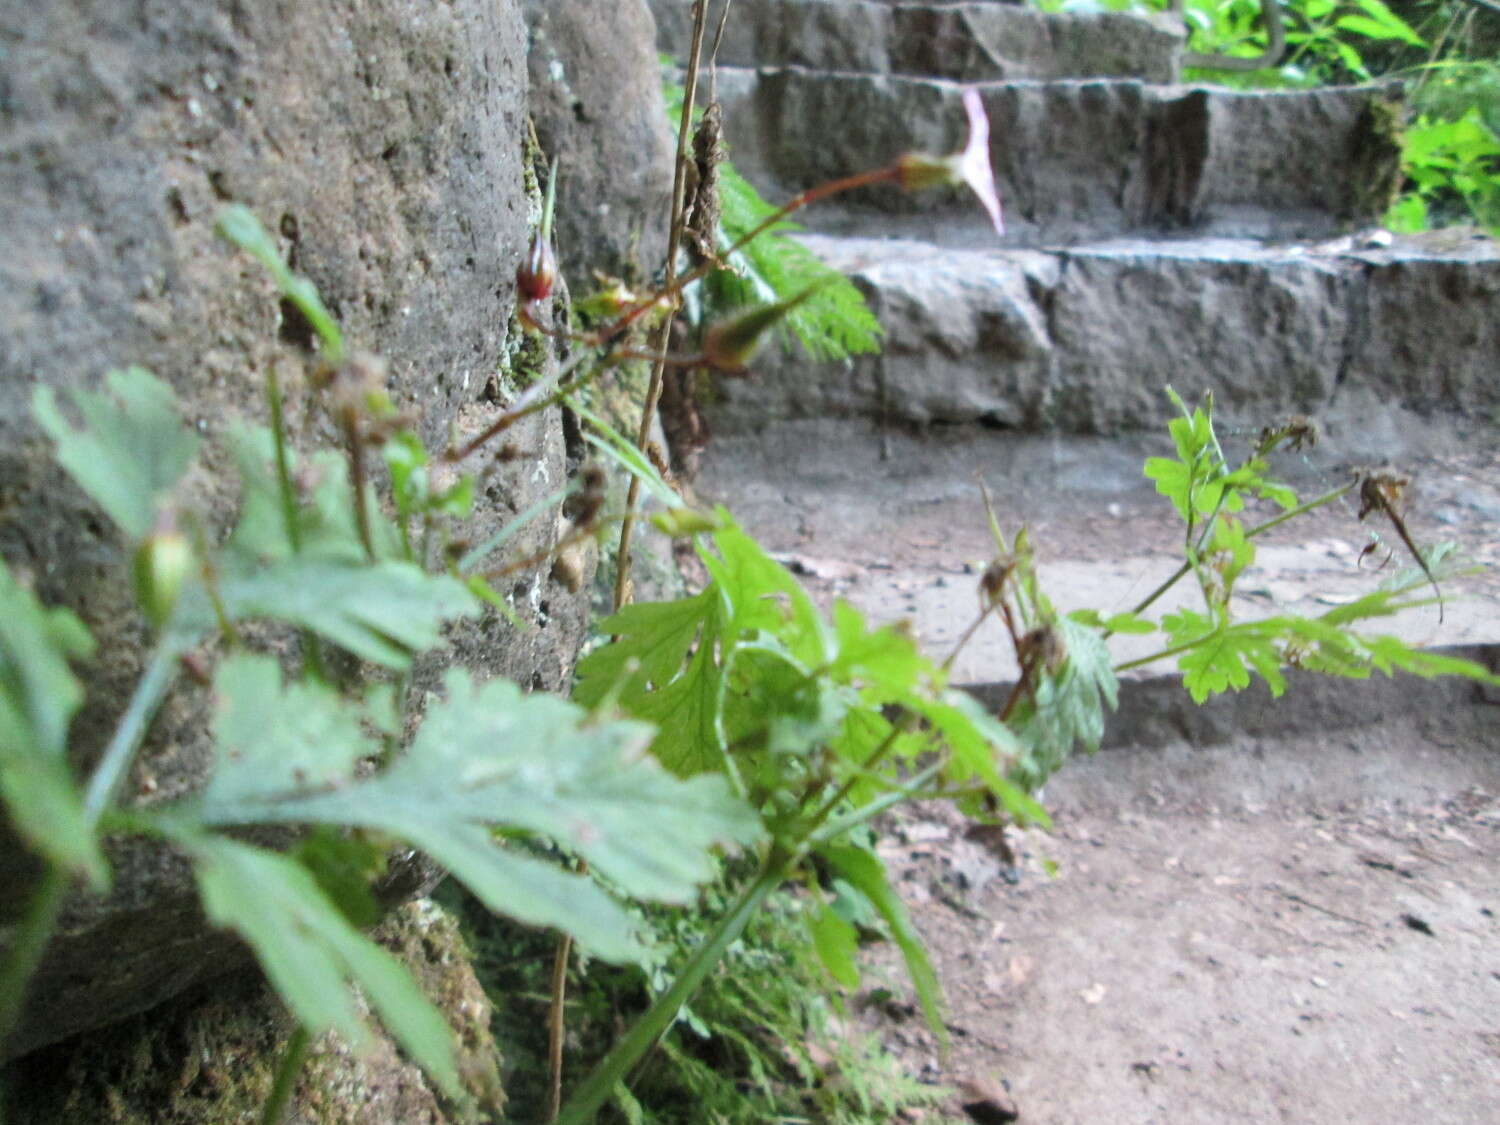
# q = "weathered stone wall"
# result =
<box><xmin>525</xmin><ymin>0</ymin><xmax>675</xmax><ymax>281</ymax></box>
<box><xmin>0</xmin><ymin>0</ymin><xmax>669</xmax><ymax>1109</ymax></box>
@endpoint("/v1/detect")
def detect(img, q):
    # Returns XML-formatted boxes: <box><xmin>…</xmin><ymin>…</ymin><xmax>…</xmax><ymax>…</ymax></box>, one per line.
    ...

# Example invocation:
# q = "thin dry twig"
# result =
<box><xmin>1272</xmin><ymin>884</ymin><xmax>1372</xmax><ymax>928</ymax></box>
<box><xmin>611</xmin><ymin>0</ymin><xmax>713</xmax><ymax>614</ymax></box>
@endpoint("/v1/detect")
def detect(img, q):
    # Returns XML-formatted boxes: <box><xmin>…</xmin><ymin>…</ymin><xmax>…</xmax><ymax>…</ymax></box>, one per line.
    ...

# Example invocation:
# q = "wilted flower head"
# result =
<box><xmin>894</xmin><ymin>88</ymin><xmax>1003</xmax><ymax>237</ymax></box>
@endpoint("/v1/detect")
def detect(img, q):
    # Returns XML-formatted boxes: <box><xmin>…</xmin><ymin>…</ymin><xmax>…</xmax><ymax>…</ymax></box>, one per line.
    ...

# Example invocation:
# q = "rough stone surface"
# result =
<box><xmin>3</xmin><ymin>899</ymin><xmax>504</xmax><ymax>1124</ymax></box>
<box><xmin>524</xmin><ymin>0</ymin><xmax>675</xmax><ymax>281</ymax></box>
<box><xmin>712</xmin><ymin>70</ymin><xmax>1404</xmax><ymax>245</ymax></box>
<box><xmin>1044</xmin><ymin>241</ymin><xmax>1351</xmax><ymax>432</ymax></box>
<box><xmin>711</xmin><ymin>237</ymin><xmax>1059</xmax><ymax>428</ymax></box>
<box><xmin>1346</xmin><ymin>239</ymin><xmax>1500</xmax><ymax>418</ymax></box>
<box><xmin>711</xmin><ymin>233</ymin><xmax>1500</xmax><ymax>436</ymax></box>
<box><xmin>651</xmin><ymin>0</ymin><xmax>1183</xmax><ymax>83</ymax></box>
<box><xmin>0</xmin><ymin>0</ymin><xmax>593</xmax><ymax>1059</ymax></box>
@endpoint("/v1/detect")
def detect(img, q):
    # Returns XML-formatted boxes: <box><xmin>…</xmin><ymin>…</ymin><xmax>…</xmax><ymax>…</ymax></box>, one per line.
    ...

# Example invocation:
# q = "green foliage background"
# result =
<box><xmin>1032</xmin><ymin>0</ymin><xmax>1500</xmax><ymax>231</ymax></box>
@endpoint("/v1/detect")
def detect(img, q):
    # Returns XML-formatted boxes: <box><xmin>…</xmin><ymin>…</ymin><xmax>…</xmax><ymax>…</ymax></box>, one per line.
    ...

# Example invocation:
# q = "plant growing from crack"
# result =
<box><xmin>1</xmin><ymin>36</ymin><xmax>1492</xmax><ymax>1125</ymax></box>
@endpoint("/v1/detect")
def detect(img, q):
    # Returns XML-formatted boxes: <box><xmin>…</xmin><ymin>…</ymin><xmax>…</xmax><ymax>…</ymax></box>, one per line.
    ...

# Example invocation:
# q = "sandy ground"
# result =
<box><xmin>696</xmin><ymin>420</ymin><xmax>1500</xmax><ymax>1124</ymax></box>
<box><xmin>862</xmin><ymin>726</ymin><xmax>1500</xmax><ymax>1125</ymax></box>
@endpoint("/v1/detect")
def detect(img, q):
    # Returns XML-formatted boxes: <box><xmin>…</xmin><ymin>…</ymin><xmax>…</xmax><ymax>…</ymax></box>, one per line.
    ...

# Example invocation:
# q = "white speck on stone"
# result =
<box><xmin>548</xmin><ymin>60</ymin><xmax>565</xmax><ymax>83</ymax></box>
<box><xmin>203</xmin><ymin>72</ymin><xmax>220</xmax><ymax>92</ymax></box>
<box><xmin>186</xmin><ymin>97</ymin><xmax>203</xmax><ymax>118</ymax></box>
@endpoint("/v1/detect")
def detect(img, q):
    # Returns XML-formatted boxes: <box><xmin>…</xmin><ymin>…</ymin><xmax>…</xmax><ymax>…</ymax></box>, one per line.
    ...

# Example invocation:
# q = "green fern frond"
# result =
<box><xmin>712</xmin><ymin>163</ymin><xmax>884</xmax><ymax>362</ymax></box>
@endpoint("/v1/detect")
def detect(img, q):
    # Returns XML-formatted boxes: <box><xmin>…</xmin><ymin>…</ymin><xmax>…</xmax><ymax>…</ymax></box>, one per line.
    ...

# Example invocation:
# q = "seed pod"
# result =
<box><xmin>650</xmin><ymin>507</ymin><xmax>723</xmax><ymax>538</ymax></box>
<box><xmin>701</xmin><ymin>283</ymin><xmax>824</xmax><ymax>374</ymax></box>
<box><xmin>132</xmin><ymin>516</ymin><xmax>194</xmax><ymax>629</ymax></box>
<box><xmin>894</xmin><ymin>151</ymin><xmax>963</xmax><ymax>193</ymax></box>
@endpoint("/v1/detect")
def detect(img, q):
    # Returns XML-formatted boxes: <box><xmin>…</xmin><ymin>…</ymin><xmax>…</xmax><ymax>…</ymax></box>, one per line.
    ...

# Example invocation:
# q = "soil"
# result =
<box><xmin>695</xmin><ymin>420</ymin><xmax>1500</xmax><ymax>1124</ymax></box>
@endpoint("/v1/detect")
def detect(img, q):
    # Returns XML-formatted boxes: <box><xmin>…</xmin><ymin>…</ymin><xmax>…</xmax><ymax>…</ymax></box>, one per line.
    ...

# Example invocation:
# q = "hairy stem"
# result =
<box><xmin>266</xmin><ymin>366</ymin><xmax>327</xmax><ymax>677</ymax></box>
<box><xmin>941</xmin><ymin>603</ymin><xmax>998</xmax><ymax>674</ymax></box>
<box><xmin>0</xmin><ymin>867</ymin><xmax>69</xmax><ymax>1051</ymax></box>
<box><xmin>445</xmin><ymin>344</ymin><xmax>611</xmax><ymax>463</ymax></box>
<box><xmin>555</xmin><ymin>855</ymin><xmax>788</xmax><ymax>1125</ymax></box>
<box><xmin>2</xmin><ymin>637</ymin><xmax>181</xmax><ymax>1058</ymax></box>
<box><xmin>261</xmin><ymin>1025</ymin><xmax>311</xmax><ymax>1125</ymax></box>
<box><xmin>613</xmin><ymin>0</ymin><xmax>712</xmax><ymax>614</ymax></box>
<box><xmin>803</xmin><ymin>725</ymin><xmax>905</xmax><ymax>833</ymax></box>
<box><xmin>1113</xmin><ymin>634</ymin><xmax>1221</xmax><ymax>674</ymax></box>
<box><xmin>458</xmin><ymin>483</ymin><xmax>575</xmax><ymax>574</ymax></box>
<box><xmin>82</xmin><ymin>639</ymin><xmax>179</xmax><ymax>822</ymax></box>
<box><xmin>1114</xmin><ymin>481</ymin><xmax>1357</xmax><ymax>634</ymax></box>
<box><xmin>809</xmin><ymin>761</ymin><xmax>945</xmax><ymax>846</ymax></box>
<box><xmin>267</xmin><ymin>366</ymin><xmax>302</xmax><ymax>554</ymax></box>
<box><xmin>343</xmin><ymin>415</ymin><xmax>377</xmax><ymax>563</ymax></box>
<box><xmin>546</xmin><ymin>932</ymin><xmax>571</xmax><ymax>1121</ymax></box>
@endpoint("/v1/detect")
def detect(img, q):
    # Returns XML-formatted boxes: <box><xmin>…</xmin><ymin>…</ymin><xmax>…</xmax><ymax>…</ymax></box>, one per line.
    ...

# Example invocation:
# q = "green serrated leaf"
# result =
<box><xmin>829</xmin><ymin>600</ymin><xmax>927</xmax><ymax>696</ymax></box>
<box><xmin>225</xmin><ymin>425</ymin><xmax>400</xmax><ymax>565</ymax></box>
<box><xmin>713</xmin><ymin>161</ymin><xmax>883</xmax><ymax>362</ymax></box>
<box><xmin>1103</xmin><ymin>611</ymin><xmax>1157</xmax><ymax>635</ymax></box>
<box><xmin>906</xmin><ymin>690</ymin><xmax>1046</xmax><ymax>826</ymax></box>
<box><xmin>705</xmin><ymin>521</ymin><xmax>829</xmax><ymax>666</ymax></box>
<box><xmin>195</xmin><ymin>670</ymin><xmax>761</xmax><ymax>961</ymax></box>
<box><xmin>293</xmin><ymin>826</ymin><xmax>387</xmax><ymax>929</ymax></box>
<box><xmin>1144</xmin><ymin>456</ymin><xmax>1193</xmax><ymax>522</ymax></box>
<box><xmin>575</xmin><ymin>586</ymin><xmax>729</xmax><ymax>776</ymax></box>
<box><xmin>581</xmin><ymin>587</ymin><xmax>718</xmax><ymax>698</ymax></box>
<box><xmin>33</xmin><ymin>367</ymin><xmax>200</xmax><ymax>541</ymax></box>
<box><xmin>172</xmin><ymin>829</ymin><xmax>458</xmax><ymax>1094</ymax></box>
<box><xmin>384</xmin><ymin>431</ymin><xmax>428</xmax><ymax>520</ymax></box>
<box><xmin>398</xmin><ymin>822</ymin><xmax>648</xmax><ymax>963</ymax></box>
<box><xmin>1007</xmin><ymin>617</ymin><xmax>1117</xmax><ymax>790</ymax></box>
<box><xmin>820</xmin><ymin>843</ymin><xmax>943</xmax><ymax>1045</ymax></box>
<box><xmin>205</xmin><ymin>653</ymin><xmax>377</xmax><ymax>808</ymax></box>
<box><xmin>218</xmin><ymin>558</ymin><xmax>477</xmax><ymax>669</ymax></box>
<box><xmin>1164</xmin><ymin>612</ymin><xmax>1295</xmax><ymax>702</ymax></box>
<box><xmin>1359</xmin><ymin>636</ymin><xmax>1500</xmax><ymax>683</ymax></box>
<box><xmin>809</xmin><ymin>901</ymin><xmax>861</xmax><ymax>990</ymax></box>
<box><xmin>0</xmin><ymin>564</ymin><xmax>107</xmax><ymax>887</ymax></box>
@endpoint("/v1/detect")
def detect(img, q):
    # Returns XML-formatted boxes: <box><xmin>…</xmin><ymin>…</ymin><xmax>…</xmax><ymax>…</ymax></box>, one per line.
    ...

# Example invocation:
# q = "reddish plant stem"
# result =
<box><xmin>453</xmin><ymin>162</ymin><xmax>902</xmax><ymax>469</ymax></box>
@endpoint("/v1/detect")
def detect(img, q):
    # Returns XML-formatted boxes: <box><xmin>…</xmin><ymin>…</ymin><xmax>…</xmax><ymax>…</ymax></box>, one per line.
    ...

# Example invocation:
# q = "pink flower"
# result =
<box><xmin>957</xmin><ymin>89</ymin><xmax>1003</xmax><ymax>236</ymax></box>
<box><xmin>894</xmin><ymin>88</ymin><xmax>1004</xmax><ymax>237</ymax></box>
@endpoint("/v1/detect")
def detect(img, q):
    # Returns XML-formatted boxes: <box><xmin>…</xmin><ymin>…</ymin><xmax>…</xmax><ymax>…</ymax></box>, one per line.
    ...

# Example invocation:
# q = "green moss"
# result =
<box><xmin>1347</xmin><ymin>90</ymin><xmax>1407</xmax><ymax>222</ymax></box>
<box><xmin>3</xmin><ymin>972</ymin><xmax>282</xmax><ymax>1125</ymax></box>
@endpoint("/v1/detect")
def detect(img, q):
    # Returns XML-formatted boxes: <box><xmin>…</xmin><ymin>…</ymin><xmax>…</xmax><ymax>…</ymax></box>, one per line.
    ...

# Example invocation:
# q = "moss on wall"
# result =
<box><xmin>3</xmin><ymin>900</ymin><xmax>503</xmax><ymax>1125</ymax></box>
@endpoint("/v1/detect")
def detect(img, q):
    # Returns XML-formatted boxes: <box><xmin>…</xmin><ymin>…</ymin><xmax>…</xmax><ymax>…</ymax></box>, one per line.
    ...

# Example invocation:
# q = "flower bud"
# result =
<box><xmin>133</xmin><ymin>517</ymin><xmax>194</xmax><ymax>629</ymax></box>
<box><xmin>650</xmin><ymin>507</ymin><xmax>724</xmax><ymax>538</ymax></box>
<box><xmin>894</xmin><ymin>152</ymin><xmax>964</xmax><ymax>192</ymax></box>
<box><xmin>701</xmin><ymin>284</ymin><xmax>824</xmax><ymax>374</ymax></box>
<box><xmin>516</xmin><ymin>230</ymin><xmax>557</xmax><ymax>303</ymax></box>
<box><xmin>894</xmin><ymin>89</ymin><xmax>1004</xmax><ymax>237</ymax></box>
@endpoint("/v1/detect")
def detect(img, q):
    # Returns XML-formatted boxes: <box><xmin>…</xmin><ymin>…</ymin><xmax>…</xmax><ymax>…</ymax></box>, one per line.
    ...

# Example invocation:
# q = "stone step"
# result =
<box><xmin>715</xmin><ymin>68</ymin><xmax>1405</xmax><ymax>246</ymax></box>
<box><xmin>650</xmin><ymin>0</ymin><xmax>1183</xmax><ymax>83</ymax></box>
<box><xmin>706</xmin><ymin>230</ymin><xmax>1500</xmax><ymax>437</ymax></box>
<box><xmin>695</xmin><ymin>417</ymin><xmax>1500</xmax><ymax>690</ymax></box>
